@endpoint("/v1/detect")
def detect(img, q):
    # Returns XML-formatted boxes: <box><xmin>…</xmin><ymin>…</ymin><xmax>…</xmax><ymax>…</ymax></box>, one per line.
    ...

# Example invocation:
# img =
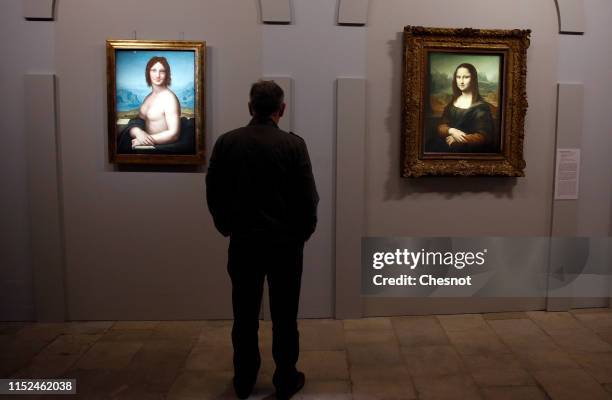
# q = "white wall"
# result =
<box><xmin>263</xmin><ymin>0</ymin><xmax>366</xmax><ymax>317</ymax></box>
<box><xmin>0</xmin><ymin>0</ymin><xmax>55</xmax><ymax>320</ymax></box>
<box><xmin>3</xmin><ymin>0</ymin><xmax>611</xmax><ymax>321</ymax></box>
<box><xmin>557</xmin><ymin>0</ymin><xmax>612</xmax><ymax>236</ymax></box>
<box><xmin>365</xmin><ymin>0</ymin><xmax>559</xmax><ymax>237</ymax></box>
<box><xmin>55</xmin><ymin>0</ymin><xmax>262</xmax><ymax>320</ymax></box>
<box><xmin>361</xmin><ymin>0</ymin><xmax>559</xmax><ymax>315</ymax></box>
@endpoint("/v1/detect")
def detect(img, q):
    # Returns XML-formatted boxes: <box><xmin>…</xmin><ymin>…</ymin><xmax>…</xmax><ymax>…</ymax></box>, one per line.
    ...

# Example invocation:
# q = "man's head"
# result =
<box><xmin>249</xmin><ymin>80</ymin><xmax>285</xmax><ymax>121</ymax></box>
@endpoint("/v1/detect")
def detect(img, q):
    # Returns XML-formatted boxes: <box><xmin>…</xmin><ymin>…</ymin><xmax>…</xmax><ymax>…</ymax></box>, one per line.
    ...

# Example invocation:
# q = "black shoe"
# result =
<box><xmin>233</xmin><ymin>376</ymin><xmax>256</xmax><ymax>399</ymax></box>
<box><xmin>275</xmin><ymin>371</ymin><xmax>305</xmax><ymax>400</ymax></box>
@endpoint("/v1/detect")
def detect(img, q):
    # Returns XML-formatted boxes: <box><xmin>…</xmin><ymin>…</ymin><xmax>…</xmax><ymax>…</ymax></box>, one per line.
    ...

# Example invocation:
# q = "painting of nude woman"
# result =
<box><xmin>107</xmin><ymin>40</ymin><xmax>206</xmax><ymax>165</ymax></box>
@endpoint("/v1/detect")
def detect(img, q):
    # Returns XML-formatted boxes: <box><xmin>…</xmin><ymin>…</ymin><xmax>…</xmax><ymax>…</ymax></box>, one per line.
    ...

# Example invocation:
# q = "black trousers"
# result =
<box><xmin>227</xmin><ymin>237</ymin><xmax>304</xmax><ymax>391</ymax></box>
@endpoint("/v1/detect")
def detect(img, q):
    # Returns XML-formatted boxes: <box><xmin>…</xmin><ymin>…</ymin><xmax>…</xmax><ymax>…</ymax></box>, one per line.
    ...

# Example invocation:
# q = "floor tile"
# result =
<box><xmin>487</xmin><ymin>319</ymin><xmax>560</xmax><ymax>352</ymax></box>
<box><xmin>111</xmin><ymin>321</ymin><xmax>160</xmax><ymax>330</ymax></box>
<box><xmin>344</xmin><ymin>318</ymin><xmax>392</xmax><ymax>331</ymax></box>
<box><xmin>574</xmin><ymin>312</ymin><xmax>612</xmax><ymax>334</ymax></box>
<box><xmin>534</xmin><ymin>368</ymin><xmax>611</xmax><ymax>400</ymax></box>
<box><xmin>527</xmin><ymin>311</ymin><xmax>583</xmax><ymax>332</ymax></box>
<box><xmin>392</xmin><ymin>316</ymin><xmax>450</xmax><ymax>347</ymax></box>
<box><xmin>167</xmin><ymin>370</ymin><xmax>233</xmax><ymax>400</ymax></box>
<box><xmin>513</xmin><ymin>349</ymin><xmax>580</xmax><ymax>372</ymax></box>
<box><xmin>128</xmin><ymin>338</ymin><xmax>196</xmax><ymax>391</ymax></box>
<box><xmin>98</xmin><ymin>329</ymin><xmax>154</xmax><ymax>343</ymax></box>
<box><xmin>401</xmin><ymin>345</ymin><xmax>464</xmax><ymax>377</ymax></box>
<box><xmin>569</xmin><ymin>351</ymin><xmax>612</xmax><ymax>384</ymax></box>
<box><xmin>481</xmin><ymin>386</ymin><xmax>548</xmax><ymax>400</ymax></box>
<box><xmin>75</xmin><ymin>341</ymin><xmax>143</xmax><ymax>370</ymax></box>
<box><xmin>8</xmin><ymin>312</ymin><xmax>612</xmax><ymax>399</ymax></box>
<box><xmin>184</xmin><ymin>342</ymin><xmax>233</xmax><ymax>371</ymax></box>
<box><xmin>66</xmin><ymin>368</ymin><xmax>154</xmax><ymax>399</ymax></box>
<box><xmin>599</xmin><ymin>331</ymin><xmax>612</xmax><ymax>347</ymax></box>
<box><xmin>151</xmin><ymin>321</ymin><xmax>205</xmax><ymax>339</ymax></box>
<box><xmin>487</xmin><ymin>318</ymin><xmax>548</xmax><ymax>338</ymax></box>
<box><xmin>412</xmin><ymin>374</ymin><xmax>482</xmax><ymax>400</ymax></box>
<box><xmin>298</xmin><ymin>350</ymin><xmax>349</xmax><ymax>381</ymax></box>
<box><xmin>62</xmin><ymin>321</ymin><xmax>113</xmax><ymax>335</ymax></box>
<box><xmin>445</xmin><ymin>329</ymin><xmax>512</xmax><ymax>356</ymax></box>
<box><xmin>15</xmin><ymin>333</ymin><xmax>101</xmax><ymax>378</ymax></box>
<box><xmin>350</xmin><ymin>364</ymin><xmax>412</xmax><ymax>382</ymax></box>
<box><xmin>0</xmin><ymin>322</ymin><xmax>27</xmax><ymax>335</ymax></box>
<box><xmin>299</xmin><ymin>319</ymin><xmax>345</xmax><ymax>351</ymax></box>
<box><xmin>301</xmin><ymin>380</ymin><xmax>352</xmax><ymax>400</ymax></box>
<box><xmin>197</xmin><ymin>324</ymin><xmax>232</xmax><ymax>348</ymax></box>
<box><xmin>347</xmin><ymin>343</ymin><xmax>403</xmax><ymax>366</ymax></box>
<box><xmin>482</xmin><ymin>312</ymin><xmax>528</xmax><ymax>320</ymax></box>
<box><xmin>2</xmin><ymin>323</ymin><xmax>66</xmax><ymax>351</ymax></box>
<box><xmin>462</xmin><ymin>353</ymin><xmax>534</xmax><ymax>387</ymax></box>
<box><xmin>570</xmin><ymin>308</ymin><xmax>612</xmax><ymax>315</ymax></box>
<box><xmin>345</xmin><ymin>329</ymin><xmax>397</xmax><ymax>346</ymax></box>
<box><xmin>353</xmin><ymin>379</ymin><xmax>417</xmax><ymax>399</ymax></box>
<box><xmin>437</xmin><ymin>314</ymin><xmax>487</xmax><ymax>332</ymax></box>
<box><xmin>547</xmin><ymin>328</ymin><xmax>612</xmax><ymax>353</ymax></box>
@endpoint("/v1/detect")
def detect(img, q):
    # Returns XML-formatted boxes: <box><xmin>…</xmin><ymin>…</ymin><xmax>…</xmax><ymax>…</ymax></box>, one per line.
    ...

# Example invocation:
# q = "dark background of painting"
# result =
<box><xmin>423</xmin><ymin>51</ymin><xmax>503</xmax><ymax>154</ymax></box>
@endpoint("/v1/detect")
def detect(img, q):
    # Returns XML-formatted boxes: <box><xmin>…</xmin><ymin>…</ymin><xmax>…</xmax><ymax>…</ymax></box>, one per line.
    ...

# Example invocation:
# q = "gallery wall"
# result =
<box><xmin>557</xmin><ymin>0</ymin><xmax>612</xmax><ymax>236</ymax></box>
<box><xmin>1</xmin><ymin>0</ymin><xmax>611</xmax><ymax>321</ymax></box>
<box><xmin>365</xmin><ymin>0</ymin><xmax>558</xmax><ymax>237</ymax></box>
<box><xmin>0</xmin><ymin>0</ymin><xmax>55</xmax><ymax>320</ymax></box>
<box><xmin>262</xmin><ymin>0</ymin><xmax>367</xmax><ymax>317</ymax></box>
<box><xmin>556</xmin><ymin>0</ymin><xmax>612</xmax><ymax>308</ymax></box>
<box><xmin>54</xmin><ymin>0</ymin><xmax>262</xmax><ymax>320</ymax></box>
<box><xmin>360</xmin><ymin>0</ymin><xmax>559</xmax><ymax>316</ymax></box>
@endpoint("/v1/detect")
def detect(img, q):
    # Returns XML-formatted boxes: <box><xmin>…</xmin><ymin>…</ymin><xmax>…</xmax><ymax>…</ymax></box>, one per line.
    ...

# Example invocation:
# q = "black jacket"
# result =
<box><xmin>206</xmin><ymin>117</ymin><xmax>319</xmax><ymax>242</ymax></box>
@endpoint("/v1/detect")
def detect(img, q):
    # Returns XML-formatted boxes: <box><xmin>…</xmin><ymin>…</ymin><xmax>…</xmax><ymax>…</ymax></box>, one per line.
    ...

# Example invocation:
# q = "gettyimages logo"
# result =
<box><xmin>371</xmin><ymin>248</ymin><xmax>488</xmax><ymax>270</ymax></box>
<box><xmin>362</xmin><ymin>237</ymin><xmax>612</xmax><ymax>297</ymax></box>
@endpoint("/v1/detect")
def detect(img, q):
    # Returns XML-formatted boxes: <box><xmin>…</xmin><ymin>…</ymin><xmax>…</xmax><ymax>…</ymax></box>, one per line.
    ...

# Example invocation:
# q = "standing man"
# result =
<box><xmin>206</xmin><ymin>80</ymin><xmax>318</xmax><ymax>399</ymax></box>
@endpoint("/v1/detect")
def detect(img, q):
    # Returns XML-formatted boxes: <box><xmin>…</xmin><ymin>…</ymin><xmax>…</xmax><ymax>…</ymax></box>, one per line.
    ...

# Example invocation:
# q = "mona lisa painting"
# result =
<box><xmin>106</xmin><ymin>40</ymin><xmax>206</xmax><ymax>165</ymax></box>
<box><xmin>401</xmin><ymin>26</ymin><xmax>530</xmax><ymax>177</ymax></box>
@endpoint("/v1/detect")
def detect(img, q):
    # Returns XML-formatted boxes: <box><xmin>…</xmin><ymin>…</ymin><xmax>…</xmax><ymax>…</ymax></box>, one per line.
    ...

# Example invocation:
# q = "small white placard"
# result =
<box><xmin>554</xmin><ymin>148</ymin><xmax>581</xmax><ymax>200</ymax></box>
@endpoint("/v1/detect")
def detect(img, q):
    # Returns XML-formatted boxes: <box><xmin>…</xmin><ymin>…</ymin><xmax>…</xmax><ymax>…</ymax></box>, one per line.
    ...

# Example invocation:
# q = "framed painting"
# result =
<box><xmin>401</xmin><ymin>26</ymin><xmax>530</xmax><ymax>177</ymax></box>
<box><xmin>106</xmin><ymin>40</ymin><xmax>206</xmax><ymax>165</ymax></box>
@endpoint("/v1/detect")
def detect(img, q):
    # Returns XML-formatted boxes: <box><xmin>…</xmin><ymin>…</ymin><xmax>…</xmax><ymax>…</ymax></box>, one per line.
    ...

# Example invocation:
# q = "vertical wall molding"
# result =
<box><xmin>335</xmin><ymin>78</ymin><xmax>366</xmax><ymax>319</ymax></box>
<box><xmin>338</xmin><ymin>0</ymin><xmax>369</xmax><ymax>25</ymax></box>
<box><xmin>260</xmin><ymin>0</ymin><xmax>292</xmax><ymax>24</ymax></box>
<box><xmin>23</xmin><ymin>0</ymin><xmax>56</xmax><ymax>20</ymax></box>
<box><xmin>547</xmin><ymin>83</ymin><xmax>584</xmax><ymax>312</ymax></box>
<box><xmin>25</xmin><ymin>74</ymin><xmax>66</xmax><ymax>322</ymax></box>
<box><xmin>551</xmin><ymin>83</ymin><xmax>583</xmax><ymax>236</ymax></box>
<box><xmin>555</xmin><ymin>0</ymin><xmax>585</xmax><ymax>34</ymax></box>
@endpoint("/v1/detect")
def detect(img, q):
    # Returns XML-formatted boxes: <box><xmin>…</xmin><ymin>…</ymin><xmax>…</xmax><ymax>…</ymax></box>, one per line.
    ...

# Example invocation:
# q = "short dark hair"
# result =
<box><xmin>249</xmin><ymin>80</ymin><xmax>284</xmax><ymax>117</ymax></box>
<box><xmin>145</xmin><ymin>56</ymin><xmax>172</xmax><ymax>87</ymax></box>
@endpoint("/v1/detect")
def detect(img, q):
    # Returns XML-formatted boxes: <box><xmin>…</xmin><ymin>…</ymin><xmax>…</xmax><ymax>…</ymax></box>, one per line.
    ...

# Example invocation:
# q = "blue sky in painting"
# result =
<box><xmin>115</xmin><ymin>50</ymin><xmax>195</xmax><ymax>111</ymax></box>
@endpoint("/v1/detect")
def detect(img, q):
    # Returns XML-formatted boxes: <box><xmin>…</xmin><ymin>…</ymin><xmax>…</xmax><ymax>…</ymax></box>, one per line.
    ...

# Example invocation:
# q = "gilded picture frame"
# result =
<box><xmin>401</xmin><ymin>26</ymin><xmax>530</xmax><ymax>177</ymax></box>
<box><xmin>106</xmin><ymin>39</ymin><xmax>206</xmax><ymax>165</ymax></box>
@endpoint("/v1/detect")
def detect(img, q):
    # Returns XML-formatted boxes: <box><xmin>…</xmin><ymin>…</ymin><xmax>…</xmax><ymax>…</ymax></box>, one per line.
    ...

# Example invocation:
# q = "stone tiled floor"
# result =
<box><xmin>1</xmin><ymin>310</ymin><xmax>612</xmax><ymax>399</ymax></box>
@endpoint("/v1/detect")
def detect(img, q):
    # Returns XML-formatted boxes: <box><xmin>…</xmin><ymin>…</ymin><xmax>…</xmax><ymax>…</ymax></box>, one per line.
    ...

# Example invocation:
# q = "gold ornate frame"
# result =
<box><xmin>401</xmin><ymin>26</ymin><xmax>530</xmax><ymax>177</ymax></box>
<box><xmin>106</xmin><ymin>40</ymin><xmax>206</xmax><ymax>165</ymax></box>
